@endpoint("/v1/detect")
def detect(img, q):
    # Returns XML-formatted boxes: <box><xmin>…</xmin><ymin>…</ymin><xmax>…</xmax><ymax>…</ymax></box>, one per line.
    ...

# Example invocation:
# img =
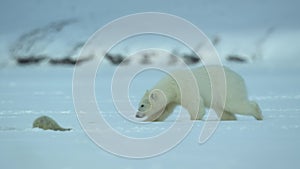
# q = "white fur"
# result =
<box><xmin>136</xmin><ymin>66</ymin><xmax>263</xmax><ymax>121</ymax></box>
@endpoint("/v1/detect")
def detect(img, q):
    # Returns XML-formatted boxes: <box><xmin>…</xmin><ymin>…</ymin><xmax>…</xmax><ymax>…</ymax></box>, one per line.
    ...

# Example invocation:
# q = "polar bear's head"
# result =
<box><xmin>135</xmin><ymin>89</ymin><xmax>167</xmax><ymax>121</ymax></box>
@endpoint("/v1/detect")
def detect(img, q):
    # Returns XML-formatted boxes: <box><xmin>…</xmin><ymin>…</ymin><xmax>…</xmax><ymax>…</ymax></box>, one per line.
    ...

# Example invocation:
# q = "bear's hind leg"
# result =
<box><xmin>249</xmin><ymin>101</ymin><xmax>263</xmax><ymax>120</ymax></box>
<box><xmin>226</xmin><ymin>100</ymin><xmax>263</xmax><ymax>120</ymax></box>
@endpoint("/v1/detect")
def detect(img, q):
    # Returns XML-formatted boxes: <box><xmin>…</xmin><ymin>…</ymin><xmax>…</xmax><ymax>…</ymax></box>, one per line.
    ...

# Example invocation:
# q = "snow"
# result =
<box><xmin>1</xmin><ymin>63</ymin><xmax>300</xmax><ymax>169</ymax></box>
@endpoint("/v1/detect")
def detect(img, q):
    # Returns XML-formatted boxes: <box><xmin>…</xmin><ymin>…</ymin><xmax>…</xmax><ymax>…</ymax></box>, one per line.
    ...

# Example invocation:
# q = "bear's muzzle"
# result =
<box><xmin>135</xmin><ymin>112</ymin><xmax>145</xmax><ymax>118</ymax></box>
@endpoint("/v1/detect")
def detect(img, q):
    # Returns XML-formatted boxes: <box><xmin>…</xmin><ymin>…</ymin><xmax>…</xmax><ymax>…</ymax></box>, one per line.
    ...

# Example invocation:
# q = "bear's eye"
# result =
<box><xmin>141</xmin><ymin>104</ymin><xmax>144</xmax><ymax>108</ymax></box>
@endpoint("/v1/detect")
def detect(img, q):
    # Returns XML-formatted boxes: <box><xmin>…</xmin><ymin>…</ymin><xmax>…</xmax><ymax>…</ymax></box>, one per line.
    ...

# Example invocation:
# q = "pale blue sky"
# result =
<box><xmin>1</xmin><ymin>0</ymin><xmax>299</xmax><ymax>33</ymax></box>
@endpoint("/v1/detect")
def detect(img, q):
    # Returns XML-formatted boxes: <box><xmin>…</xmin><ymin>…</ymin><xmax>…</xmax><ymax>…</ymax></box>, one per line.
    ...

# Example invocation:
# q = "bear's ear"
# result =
<box><xmin>150</xmin><ymin>91</ymin><xmax>156</xmax><ymax>101</ymax></box>
<box><xmin>149</xmin><ymin>89</ymin><xmax>165</xmax><ymax>103</ymax></box>
<box><xmin>149</xmin><ymin>90</ymin><xmax>158</xmax><ymax>102</ymax></box>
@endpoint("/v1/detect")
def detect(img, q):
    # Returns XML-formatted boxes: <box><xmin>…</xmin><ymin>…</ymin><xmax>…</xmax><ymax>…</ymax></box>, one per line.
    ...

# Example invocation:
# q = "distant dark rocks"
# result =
<box><xmin>14</xmin><ymin>55</ymin><xmax>93</xmax><ymax>66</ymax></box>
<box><xmin>16</xmin><ymin>56</ymin><xmax>48</xmax><ymax>65</ymax></box>
<box><xmin>48</xmin><ymin>55</ymin><xmax>93</xmax><ymax>66</ymax></box>
<box><xmin>182</xmin><ymin>54</ymin><xmax>201</xmax><ymax>65</ymax></box>
<box><xmin>140</xmin><ymin>53</ymin><xmax>152</xmax><ymax>65</ymax></box>
<box><xmin>105</xmin><ymin>53</ymin><xmax>129</xmax><ymax>65</ymax></box>
<box><xmin>226</xmin><ymin>54</ymin><xmax>248</xmax><ymax>63</ymax></box>
<box><xmin>49</xmin><ymin>57</ymin><xmax>77</xmax><ymax>65</ymax></box>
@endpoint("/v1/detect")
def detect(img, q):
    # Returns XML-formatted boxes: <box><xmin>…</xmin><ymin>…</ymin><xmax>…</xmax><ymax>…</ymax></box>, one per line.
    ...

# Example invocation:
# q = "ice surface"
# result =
<box><xmin>0</xmin><ymin>63</ymin><xmax>300</xmax><ymax>169</ymax></box>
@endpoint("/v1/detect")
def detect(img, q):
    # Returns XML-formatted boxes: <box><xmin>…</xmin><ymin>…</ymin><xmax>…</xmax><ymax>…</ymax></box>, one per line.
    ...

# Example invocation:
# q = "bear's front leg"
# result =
<box><xmin>186</xmin><ymin>97</ymin><xmax>206</xmax><ymax>120</ymax></box>
<box><xmin>221</xmin><ymin>111</ymin><xmax>237</xmax><ymax>120</ymax></box>
<box><xmin>154</xmin><ymin>103</ymin><xmax>177</xmax><ymax>121</ymax></box>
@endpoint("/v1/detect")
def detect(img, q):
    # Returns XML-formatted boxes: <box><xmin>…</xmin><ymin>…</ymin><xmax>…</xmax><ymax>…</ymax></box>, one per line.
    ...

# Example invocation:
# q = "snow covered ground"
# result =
<box><xmin>0</xmin><ymin>63</ymin><xmax>300</xmax><ymax>169</ymax></box>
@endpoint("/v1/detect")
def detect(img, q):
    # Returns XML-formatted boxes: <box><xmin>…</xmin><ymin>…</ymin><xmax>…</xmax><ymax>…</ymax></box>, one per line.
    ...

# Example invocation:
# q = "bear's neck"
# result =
<box><xmin>152</xmin><ymin>76</ymin><xmax>180</xmax><ymax>104</ymax></box>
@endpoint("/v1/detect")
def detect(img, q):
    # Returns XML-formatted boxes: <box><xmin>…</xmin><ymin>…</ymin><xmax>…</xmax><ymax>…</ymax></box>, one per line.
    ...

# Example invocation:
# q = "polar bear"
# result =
<box><xmin>135</xmin><ymin>66</ymin><xmax>263</xmax><ymax>121</ymax></box>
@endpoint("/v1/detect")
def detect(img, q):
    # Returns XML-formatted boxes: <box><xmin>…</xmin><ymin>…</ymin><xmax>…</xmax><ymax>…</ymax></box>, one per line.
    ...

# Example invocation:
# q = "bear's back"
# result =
<box><xmin>169</xmin><ymin>66</ymin><xmax>246</xmax><ymax>107</ymax></box>
<box><xmin>193</xmin><ymin>66</ymin><xmax>247</xmax><ymax>106</ymax></box>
